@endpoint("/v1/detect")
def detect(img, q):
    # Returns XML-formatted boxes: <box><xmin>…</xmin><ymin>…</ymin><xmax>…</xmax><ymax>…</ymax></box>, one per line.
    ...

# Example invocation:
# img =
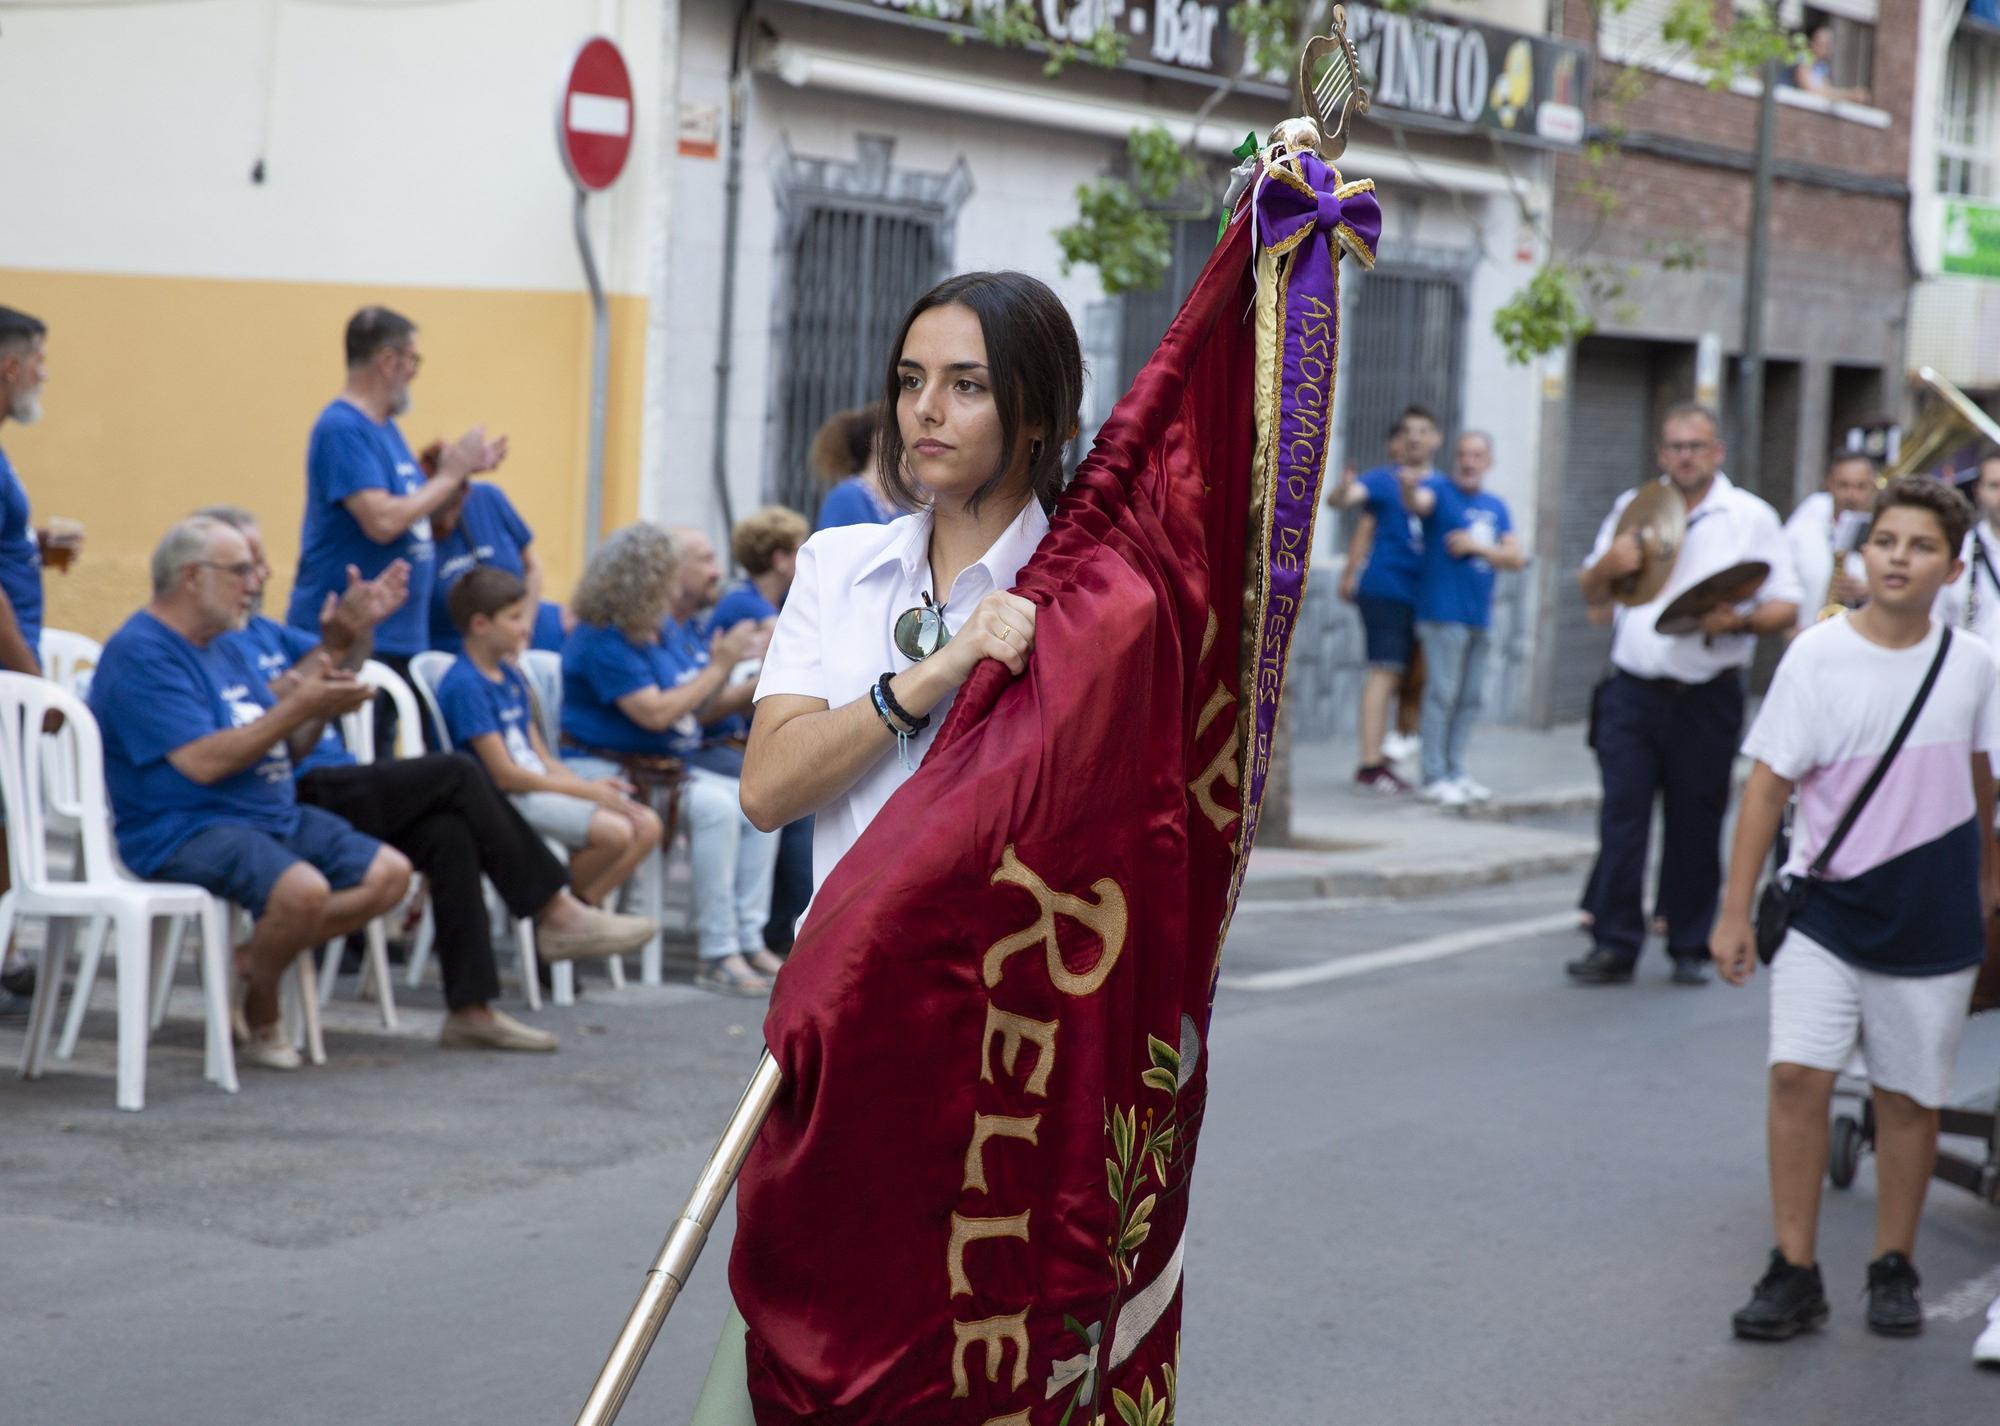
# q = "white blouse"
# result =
<box><xmin>753</xmin><ymin>499</ymin><xmax>1052</xmax><ymax>895</ymax></box>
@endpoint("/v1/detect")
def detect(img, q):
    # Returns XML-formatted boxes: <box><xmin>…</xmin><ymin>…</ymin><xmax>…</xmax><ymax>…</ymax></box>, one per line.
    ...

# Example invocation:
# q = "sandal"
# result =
<box><xmin>695</xmin><ymin>961</ymin><xmax>771</xmax><ymax>999</ymax></box>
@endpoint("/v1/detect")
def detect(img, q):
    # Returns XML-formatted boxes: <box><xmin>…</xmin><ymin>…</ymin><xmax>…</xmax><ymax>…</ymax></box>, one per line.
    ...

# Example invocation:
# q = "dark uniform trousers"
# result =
<box><xmin>1584</xmin><ymin>668</ymin><xmax>1745</xmax><ymax>964</ymax></box>
<box><xmin>298</xmin><ymin>754</ymin><xmax>569</xmax><ymax>1010</ymax></box>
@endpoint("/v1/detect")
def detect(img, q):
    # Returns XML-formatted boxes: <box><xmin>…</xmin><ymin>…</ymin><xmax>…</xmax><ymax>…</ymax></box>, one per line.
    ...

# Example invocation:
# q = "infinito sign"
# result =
<box><xmin>804</xmin><ymin>0</ymin><xmax>1590</xmax><ymax>150</ymax></box>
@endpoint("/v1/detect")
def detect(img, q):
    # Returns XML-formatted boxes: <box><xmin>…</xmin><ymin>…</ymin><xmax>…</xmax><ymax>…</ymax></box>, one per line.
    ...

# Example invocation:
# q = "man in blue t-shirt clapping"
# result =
<box><xmin>1333</xmin><ymin>405</ymin><xmax>1441</xmax><ymax>793</ymax></box>
<box><xmin>1414</xmin><ymin>431</ymin><xmax>1525</xmax><ymax>806</ymax></box>
<box><xmin>91</xmin><ymin>516</ymin><xmax>411</xmax><ymax>1070</ymax></box>
<box><xmin>286</xmin><ymin>306</ymin><xmax>506</xmax><ymax>750</ymax></box>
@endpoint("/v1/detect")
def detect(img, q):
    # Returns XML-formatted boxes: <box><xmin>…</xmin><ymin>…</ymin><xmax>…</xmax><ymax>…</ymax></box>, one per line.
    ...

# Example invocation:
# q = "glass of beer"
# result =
<box><xmin>41</xmin><ymin>516</ymin><xmax>84</xmax><ymax>573</ymax></box>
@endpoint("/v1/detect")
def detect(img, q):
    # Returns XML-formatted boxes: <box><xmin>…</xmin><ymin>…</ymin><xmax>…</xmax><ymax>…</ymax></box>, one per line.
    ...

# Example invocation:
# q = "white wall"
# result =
<box><xmin>0</xmin><ymin>0</ymin><xmax>664</xmax><ymax>295</ymax></box>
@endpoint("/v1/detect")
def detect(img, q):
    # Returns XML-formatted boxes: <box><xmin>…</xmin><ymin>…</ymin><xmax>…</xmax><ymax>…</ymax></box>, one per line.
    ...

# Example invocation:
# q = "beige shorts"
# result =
<box><xmin>1768</xmin><ymin>929</ymin><xmax>1978</xmax><ymax>1109</ymax></box>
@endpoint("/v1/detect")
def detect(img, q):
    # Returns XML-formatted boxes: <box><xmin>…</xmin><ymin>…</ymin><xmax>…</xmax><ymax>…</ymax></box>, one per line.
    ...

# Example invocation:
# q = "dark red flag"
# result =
<box><xmin>731</xmin><ymin>151</ymin><xmax>1380</xmax><ymax>1425</ymax></box>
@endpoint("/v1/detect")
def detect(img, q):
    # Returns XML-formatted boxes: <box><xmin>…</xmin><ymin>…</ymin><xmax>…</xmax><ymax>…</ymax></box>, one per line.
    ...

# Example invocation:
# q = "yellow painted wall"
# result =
<box><xmin>0</xmin><ymin>268</ymin><xmax>646</xmax><ymax>642</ymax></box>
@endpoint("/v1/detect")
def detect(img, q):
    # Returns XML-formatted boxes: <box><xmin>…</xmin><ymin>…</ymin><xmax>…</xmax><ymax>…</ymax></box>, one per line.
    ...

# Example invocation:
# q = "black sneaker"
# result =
<box><xmin>1564</xmin><ymin>947</ymin><xmax>1635</xmax><ymax>984</ymax></box>
<box><xmin>1732</xmin><ymin>1249</ymin><xmax>1829</xmax><ymax>1341</ymax></box>
<box><xmin>1866</xmin><ymin>1252</ymin><xmax>1923</xmax><ymax>1336</ymax></box>
<box><xmin>0</xmin><ymin>961</ymin><xmax>34</xmax><ymax>998</ymax></box>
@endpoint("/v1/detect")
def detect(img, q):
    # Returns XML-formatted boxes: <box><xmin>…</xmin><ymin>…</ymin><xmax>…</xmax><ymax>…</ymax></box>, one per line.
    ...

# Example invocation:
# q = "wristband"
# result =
<box><xmin>871</xmin><ymin>680</ymin><xmax>923</xmax><ymax>773</ymax></box>
<box><xmin>876</xmin><ymin>672</ymin><xmax>930</xmax><ymax>734</ymax></box>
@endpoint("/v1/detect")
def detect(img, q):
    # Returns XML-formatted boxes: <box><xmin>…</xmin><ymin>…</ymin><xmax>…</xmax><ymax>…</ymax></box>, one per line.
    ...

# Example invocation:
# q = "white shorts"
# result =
<box><xmin>510</xmin><ymin>789</ymin><xmax>600</xmax><ymax>850</ymax></box>
<box><xmin>1768</xmin><ymin>929</ymin><xmax>1978</xmax><ymax>1109</ymax></box>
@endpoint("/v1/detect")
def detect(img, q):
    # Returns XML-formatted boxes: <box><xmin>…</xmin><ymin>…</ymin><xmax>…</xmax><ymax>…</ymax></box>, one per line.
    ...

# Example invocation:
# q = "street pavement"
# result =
<box><xmin>4</xmin><ymin>740</ymin><xmax>1998</xmax><ymax>1424</ymax></box>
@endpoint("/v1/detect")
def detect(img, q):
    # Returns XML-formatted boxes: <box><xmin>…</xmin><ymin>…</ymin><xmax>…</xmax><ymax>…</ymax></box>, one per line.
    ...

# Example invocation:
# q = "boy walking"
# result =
<box><xmin>437</xmin><ymin>567</ymin><xmax>663</xmax><ymax>908</ymax></box>
<box><xmin>1711</xmin><ymin>477</ymin><xmax>1999</xmax><ymax>1341</ymax></box>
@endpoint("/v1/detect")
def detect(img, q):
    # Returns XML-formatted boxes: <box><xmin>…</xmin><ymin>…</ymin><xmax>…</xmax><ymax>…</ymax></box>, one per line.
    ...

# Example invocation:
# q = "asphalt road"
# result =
<box><xmin>5</xmin><ymin>871</ymin><xmax>1998</xmax><ymax>1424</ymax></box>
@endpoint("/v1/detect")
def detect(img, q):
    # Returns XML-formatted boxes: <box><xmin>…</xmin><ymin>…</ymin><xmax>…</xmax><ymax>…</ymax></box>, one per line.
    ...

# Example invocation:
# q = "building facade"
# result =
<box><xmin>1531</xmin><ymin>0</ymin><xmax>1920</xmax><ymax>724</ymax></box>
<box><xmin>667</xmin><ymin>0</ymin><xmax>1582</xmax><ymax>734</ymax></box>
<box><xmin>0</xmin><ymin>0</ymin><xmax>683</xmax><ymax>638</ymax></box>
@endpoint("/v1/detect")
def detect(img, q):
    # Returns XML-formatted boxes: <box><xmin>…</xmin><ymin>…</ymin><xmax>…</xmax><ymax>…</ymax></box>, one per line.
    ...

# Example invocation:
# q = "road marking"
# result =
<box><xmin>1927</xmin><ymin>1263</ymin><xmax>2000</xmax><ymax>1323</ymax></box>
<box><xmin>1219</xmin><ymin>910</ymin><xmax>1581</xmax><ymax>993</ymax></box>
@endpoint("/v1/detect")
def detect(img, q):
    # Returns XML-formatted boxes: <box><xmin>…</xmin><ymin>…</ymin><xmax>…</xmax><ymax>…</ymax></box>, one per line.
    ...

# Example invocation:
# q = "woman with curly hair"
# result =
<box><xmin>560</xmin><ymin>522</ymin><xmax>777</xmax><ymax>996</ymax></box>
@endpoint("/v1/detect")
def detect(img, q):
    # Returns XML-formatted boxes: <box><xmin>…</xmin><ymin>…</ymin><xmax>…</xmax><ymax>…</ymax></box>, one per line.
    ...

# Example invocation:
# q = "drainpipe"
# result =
<box><xmin>1738</xmin><ymin>54</ymin><xmax>1779</xmax><ymax>497</ymax></box>
<box><xmin>708</xmin><ymin>0</ymin><xmax>756</xmax><ymax>538</ymax></box>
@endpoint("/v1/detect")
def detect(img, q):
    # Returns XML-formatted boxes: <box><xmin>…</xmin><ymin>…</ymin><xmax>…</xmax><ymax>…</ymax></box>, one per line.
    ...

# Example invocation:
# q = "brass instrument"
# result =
<box><xmin>1884</xmin><ymin>367</ymin><xmax>2000</xmax><ymax>486</ymax></box>
<box><xmin>1816</xmin><ymin>510</ymin><xmax>1864</xmax><ymax>623</ymax></box>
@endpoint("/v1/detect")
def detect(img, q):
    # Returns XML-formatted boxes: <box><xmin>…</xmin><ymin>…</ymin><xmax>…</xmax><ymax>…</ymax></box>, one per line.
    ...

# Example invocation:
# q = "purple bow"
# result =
<box><xmin>1256</xmin><ymin>149</ymin><xmax>1381</xmax><ymax>269</ymax></box>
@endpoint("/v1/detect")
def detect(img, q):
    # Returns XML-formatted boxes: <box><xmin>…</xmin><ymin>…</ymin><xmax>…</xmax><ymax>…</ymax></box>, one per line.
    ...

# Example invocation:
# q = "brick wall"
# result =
<box><xmin>1554</xmin><ymin>0</ymin><xmax>1916</xmax><ymax>273</ymax></box>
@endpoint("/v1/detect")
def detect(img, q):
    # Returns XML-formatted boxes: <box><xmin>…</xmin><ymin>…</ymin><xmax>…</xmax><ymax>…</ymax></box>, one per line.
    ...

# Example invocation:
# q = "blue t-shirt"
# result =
<box><xmin>663</xmin><ymin>615</ymin><xmax>749</xmax><ymax>743</ymax></box>
<box><xmin>427</xmin><ymin>483</ymin><xmax>565</xmax><ymax>654</ymax></box>
<box><xmin>92</xmin><ymin>610</ymin><xmax>301</xmax><ymax>876</ymax></box>
<box><xmin>0</xmin><ymin>443</ymin><xmax>44</xmax><ymax>660</ymax></box>
<box><xmin>1355</xmin><ymin>466</ymin><xmax>1427</xmax><ymax>606</ymax></box>
<box><xmin>216</xmin><ymin>615</ymin><xmax>356</xmax><ymax>776</ymax></box>
<box><xmin>817</xmin><ymin>476</ymin><xmax>895</xmax><ymax>530</ymax></box>
<box><xmin>436</xmin><ymin>655</ymin><xmax>548</xmax><ymax>773</ymax></box>
<box><xmin>702</xmin><ymin>578</ymin><xmax>777</xmax><ymax>636</ymax></box>
<box><xmin>286</xmin><ymin>399</ymin><xmax>436</xmax><ymax>656</ymax></box>
<box><xmin>1417</xmin><ymin>478</ymin><xmax>1513</xmax><ymax>628</ymax></box>
<box><xmin>561</xmin><ymin>623</ymin><xmax>704</xmax><ymax>757</ymax></box>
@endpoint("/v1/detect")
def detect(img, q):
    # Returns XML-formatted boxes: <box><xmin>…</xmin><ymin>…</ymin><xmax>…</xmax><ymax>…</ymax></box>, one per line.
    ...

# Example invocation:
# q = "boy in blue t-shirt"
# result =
<box><xmin>1413</xmin><ymin>431</ymin><xmax>1525</xmax><ymax>805</ymax></box>
<box><xmin>438</xmin><ymin>567</ymin><xmax>662</xmax><ymax>908</ymax></box>
<box><xmin>1333</xmin><ymin>405</ymin><xmax>1443</xmax><ymax>792</ymax></box>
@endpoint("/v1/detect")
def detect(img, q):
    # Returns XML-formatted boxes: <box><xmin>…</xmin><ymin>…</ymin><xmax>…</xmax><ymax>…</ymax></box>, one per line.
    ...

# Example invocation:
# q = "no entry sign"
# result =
<box><xmin>559</xmin><ymin>37</ymin><xmax>634</xmax><ymax>192</ymax></box>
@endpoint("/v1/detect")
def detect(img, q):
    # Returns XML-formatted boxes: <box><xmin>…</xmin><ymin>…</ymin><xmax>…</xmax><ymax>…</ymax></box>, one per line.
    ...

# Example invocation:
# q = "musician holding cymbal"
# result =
<box><xmin>1570</xmin><ymin>402</ymin><xmax>1801</xmax><ymax>986</ymax></box>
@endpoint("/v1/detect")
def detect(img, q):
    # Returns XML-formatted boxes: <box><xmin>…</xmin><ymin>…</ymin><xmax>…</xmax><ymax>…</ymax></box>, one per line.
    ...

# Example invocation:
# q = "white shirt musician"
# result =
<box><xmin>1570</xmin><ymin>404</ymin><xmax>1801</xmax><ymax>985</ymax></box>
<box><xmin>1935</xmin><ymin>453</ymin><xmax>2000</xmax><ymax>661</ymax></box>
<box><xmin>1784</xmin><ymin>453</ymin><xmax>1877</xmax><ymax>632</ymax></box>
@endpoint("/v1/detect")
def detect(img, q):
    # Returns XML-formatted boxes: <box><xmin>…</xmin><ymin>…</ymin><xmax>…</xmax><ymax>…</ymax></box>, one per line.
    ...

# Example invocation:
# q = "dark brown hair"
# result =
<box><xmin>874</xmin><ymin>271</ymin><xmax>1083</xmax><ymax>515</ymax></box>
<box><xmin>1869</xmin><ymin>475</ymin><xmax>1973</xmax><ymax>553</ymax></box>
<box><xmin>345</xmin><ymin>305</ymin><xmax>416</xmax><ymax>368</ymax></box>
<box><xmin>808</xmin><ymin>404</ymin><xmax>881</xmax><ymax>483</ymax></box>
<box><xmin>447</xmin><ymin>565</ymin><xmax>529</xmax><ymax>634</ymax></box>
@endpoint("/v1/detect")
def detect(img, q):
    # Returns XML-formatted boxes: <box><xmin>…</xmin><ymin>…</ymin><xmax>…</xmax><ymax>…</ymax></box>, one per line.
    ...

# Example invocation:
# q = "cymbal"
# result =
<box><xmin>1610</xmin><ymin>483</ymin><xmax>1686</xmax><ymax>606</ymax></box>
<box><xmin>1655</xmin><ymin>560</ymin><xmax>1771</xmax><ymax>637</ymax></box>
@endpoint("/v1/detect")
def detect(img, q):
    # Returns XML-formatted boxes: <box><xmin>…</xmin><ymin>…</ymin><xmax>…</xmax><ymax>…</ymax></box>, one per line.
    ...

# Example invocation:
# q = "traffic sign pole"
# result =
<box><xmin>557</xmin><ymin>37</ymin><xmax>635</xmax><ymax>557</ymax></box>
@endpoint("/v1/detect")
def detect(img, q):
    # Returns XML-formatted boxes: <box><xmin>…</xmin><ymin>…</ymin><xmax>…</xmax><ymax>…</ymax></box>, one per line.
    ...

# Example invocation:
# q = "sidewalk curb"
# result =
<box><xmin>1241</xmin><ymin>842</ymin><xmax>1595</xmax><ymax>902</ymax></box>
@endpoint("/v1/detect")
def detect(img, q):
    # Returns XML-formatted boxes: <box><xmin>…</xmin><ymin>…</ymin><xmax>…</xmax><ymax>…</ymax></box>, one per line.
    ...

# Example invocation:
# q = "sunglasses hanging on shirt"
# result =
<box><xmin>893</xmin><ymin>592</ymin><xmax>951</xmax><ymax>662</ymax></box>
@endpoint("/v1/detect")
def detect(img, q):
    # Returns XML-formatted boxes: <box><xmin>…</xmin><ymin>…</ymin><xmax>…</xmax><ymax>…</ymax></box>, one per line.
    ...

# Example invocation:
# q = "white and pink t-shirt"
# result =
<box><xmin>1744</xmin><ymin>615</ymin><xmax>2000</xmax><ymax>976</ymax></box>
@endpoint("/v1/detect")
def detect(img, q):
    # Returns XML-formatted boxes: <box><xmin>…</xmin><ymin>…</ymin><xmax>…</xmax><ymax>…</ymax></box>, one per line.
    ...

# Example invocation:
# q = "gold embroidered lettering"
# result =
<box><xmin>1196</xmin><ymin>682</ymin><xmax>1233</xmax><ymax>740</ymax></box>
<box><xmin>982</xmin><ymin>846</ymin><xmax>1128</xmax><ymax>997</ymax></box>
<box><xmin>1191</xmin><ymin>726</ymin><xmax>1243</xmax><ymax>833</ymax></box>
<box><xmin>963</xmin><ymin>1113</ymin><xmax>1042</xmax><ymax>1193</ymax></box>
<box><xmin>980</xmin><ymin>1004</ymin><xmax>1058</xmax><ymax>1097</ymax></box>
<box><xmin>951</xmin><ymin>1312</ymin><xmax>1031</xmax><ymax>1397</ymax></box>
<box><xmin>979</xmin><ymin>1415</ymin><xmax>1033</xmax><ymax>1426</ymax></box>
<box><xmin>946</xmin><ymin>1211</ymin><xmax>1032</xmax><ymax>1297</ymax></box>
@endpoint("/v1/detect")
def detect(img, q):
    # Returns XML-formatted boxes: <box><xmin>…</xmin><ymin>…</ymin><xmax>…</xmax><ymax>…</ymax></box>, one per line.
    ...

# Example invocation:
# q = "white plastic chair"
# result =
<box><xmin>37</xmin><ymin>627</ymin><xmax>102</xmax><ymax>696</ymax></box>
<box><xmin>0</xmin><ymin>675</ymin><xmax>235</xmax><ymax>1111</ymax></box>
<box><xmin>404</xmin><ymin>650</ymin><xmax>560</xmax><ymax>1007</ymax></box>
<box><xmin>304</xmin><ymin>658</ymin><xmax>419</xmax><ymax>1028</ymax></box>
<box><xmin>522</xmin><ymin>648</ymin><xmax>688</xmax><ymax>986</ymax></box>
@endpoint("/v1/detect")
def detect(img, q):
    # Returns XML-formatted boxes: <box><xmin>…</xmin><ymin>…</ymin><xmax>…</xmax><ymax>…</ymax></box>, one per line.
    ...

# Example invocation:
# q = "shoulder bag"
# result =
<box><xmin>1755</xmin><ymin>627</ymin><xmax>1954</xmax><ymax>964</ymax></box>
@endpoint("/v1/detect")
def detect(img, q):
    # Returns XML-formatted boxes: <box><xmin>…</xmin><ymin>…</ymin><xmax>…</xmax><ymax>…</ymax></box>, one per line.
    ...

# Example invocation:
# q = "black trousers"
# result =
<box><xmin>767</xmin><ymin>814</ymin><xmax>815</xmax><ymax>954</ymax></box>
<box><xmin>298</xmin><ymin>754</ymin><xmax>568</xmax><ymax>1010</ymax></box>
<box><xmin>1583</xmin><ymin>669</ymin><xmax>1744</xmax><ymax>964</ymax></box>
<box><xmin>368</xmin><ymin>651</ymin><xmax>441</xmax><ymax>755</ymax></box>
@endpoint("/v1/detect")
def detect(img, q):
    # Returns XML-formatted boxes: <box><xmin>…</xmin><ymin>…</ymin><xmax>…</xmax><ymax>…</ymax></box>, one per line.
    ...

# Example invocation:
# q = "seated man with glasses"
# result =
<box><xmin>91</xmin><ymin>517</ymin><xmax>411</xmax><ymax>1069</ymax></box>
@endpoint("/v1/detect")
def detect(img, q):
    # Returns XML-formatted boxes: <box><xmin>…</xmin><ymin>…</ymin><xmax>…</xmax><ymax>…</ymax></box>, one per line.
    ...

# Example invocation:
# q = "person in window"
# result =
<box><xmin>1794</xmin><ymin>26</ymin><xmax>1868</xmax><ymax>102</ymax></box>
<box><xmin>560</xmin><ymin>523</ymin><xmax>776</xmax><ymax>996</ymax></box>
<box><xmin>812</xmin><ymin>403</ymin><xmax>897</xmax><ymax>529</ymax></box>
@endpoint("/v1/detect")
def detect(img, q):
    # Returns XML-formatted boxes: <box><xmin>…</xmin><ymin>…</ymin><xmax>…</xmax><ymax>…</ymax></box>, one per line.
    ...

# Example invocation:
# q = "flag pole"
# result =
<box><xmin>572</xmin><ymin>1051</ymin><xmax>783</xmax><ymax>1426</ymax></box>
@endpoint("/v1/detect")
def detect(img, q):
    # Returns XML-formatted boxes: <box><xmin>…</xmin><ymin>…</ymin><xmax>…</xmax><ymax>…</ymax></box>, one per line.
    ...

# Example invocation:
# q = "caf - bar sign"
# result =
<box><xmin>885</xmin><ymin>0</ymin><xmax>1224</xmax><ymax>71</ymax></box>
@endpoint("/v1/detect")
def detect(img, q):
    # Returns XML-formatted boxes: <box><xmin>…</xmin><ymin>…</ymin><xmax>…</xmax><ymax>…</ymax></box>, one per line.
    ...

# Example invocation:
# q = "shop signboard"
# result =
<box><xmin>791</xmin><ymin>0</ymin><xmax>1590</xmax><ymax>149</ymax></box>
<box><xmin>1942</xmin><ymin>197</ymin><xmax>2000</xmax><ymax>280</ymax></box>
